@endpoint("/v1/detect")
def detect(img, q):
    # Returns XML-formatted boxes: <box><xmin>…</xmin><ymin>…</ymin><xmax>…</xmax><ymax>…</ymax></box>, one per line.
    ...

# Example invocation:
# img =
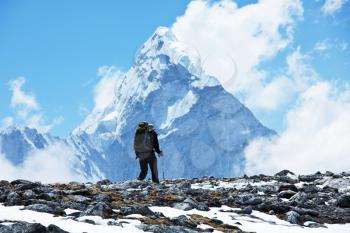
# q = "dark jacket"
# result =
<box><xmin>135</xmin><ymin>130</ymin><xmax>161</xmax><ymax>158</ymax></box>
<box><xmin>151</xmin><ymin>131</ymin><xmax>161</xmax><ymax>154</ymax></box>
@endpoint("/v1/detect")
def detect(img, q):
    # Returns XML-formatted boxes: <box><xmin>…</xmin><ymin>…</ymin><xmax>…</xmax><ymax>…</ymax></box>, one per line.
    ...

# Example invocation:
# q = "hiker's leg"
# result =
<box><xmin>149</xmin><ymin>156</ymin><xmax>159</xmax><ymax>183</ymax></box>
<box><xmin>138</xmin><ymin>159</ymin><xmax>148</xmax><ymax>180</ymax></box>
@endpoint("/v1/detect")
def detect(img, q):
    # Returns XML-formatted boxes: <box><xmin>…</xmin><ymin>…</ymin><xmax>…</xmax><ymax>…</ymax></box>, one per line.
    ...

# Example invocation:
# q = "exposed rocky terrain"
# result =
<box><xmin>0</xmin><ymin>170</ymin><xmax>350</xmax><ymax>232</ymax></box>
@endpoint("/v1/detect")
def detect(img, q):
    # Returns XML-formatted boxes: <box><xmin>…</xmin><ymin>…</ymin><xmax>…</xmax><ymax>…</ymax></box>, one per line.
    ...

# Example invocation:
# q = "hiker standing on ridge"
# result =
<box><xmin>134</xmin><ymin>121</ymin><xmax>164</xmax><ymax>184</ymax></box>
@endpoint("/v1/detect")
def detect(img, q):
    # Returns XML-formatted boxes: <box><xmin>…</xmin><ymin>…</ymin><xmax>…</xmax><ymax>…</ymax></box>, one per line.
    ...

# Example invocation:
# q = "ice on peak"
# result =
<box><xmin>136</xmin><ymin>26</ymin><xmax>203</xmax><ymax>76</ymax></box>
<box><xmin>151</xmin><ymin>26</ymin><xmax>177</xmax><ymax>42</ymax></box>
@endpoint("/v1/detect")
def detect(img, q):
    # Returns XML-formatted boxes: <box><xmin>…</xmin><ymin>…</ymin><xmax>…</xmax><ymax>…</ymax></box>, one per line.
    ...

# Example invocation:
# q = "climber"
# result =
<box><xmin>134</xmin><ymin>121</ymin><xmax>164</xmax><ymax>184</ymax></box>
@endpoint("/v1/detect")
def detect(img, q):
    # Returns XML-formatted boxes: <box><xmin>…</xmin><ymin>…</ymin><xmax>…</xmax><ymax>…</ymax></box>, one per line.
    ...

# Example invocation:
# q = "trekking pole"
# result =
<box><xmin>162</xmin><ymin>156</ymin><xmax>165</xmax><ymax>180</ymax></box>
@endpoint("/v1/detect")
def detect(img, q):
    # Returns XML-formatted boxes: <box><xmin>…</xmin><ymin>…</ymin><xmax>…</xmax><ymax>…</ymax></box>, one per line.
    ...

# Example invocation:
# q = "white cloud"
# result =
<box><xmin>172</xmin><ymin>0</ymin><xmax>303</xmax><ymax>109</ymax></box>
<box><xmin>245</xmin><ymin>81</ymin><xmax>350</xmax><ymax>175</ymax></box>
<box><xmin>245</xmin><ymin>48</ymin><xmax>317</xmax><ymax>110</ymax></box>
<box><xmin>94</xmin><ymin>66</ymin><xmax>124</xmax><ymax>111</ymax></box>
<box><xmin>340</xmin><ymin>41</ymin><xmax>348</xmax><ymax>51</ymax></box>
<box><xmin>314</xmin><ymin>40</ymin><xmax>331</xmax><ymax>51</ymax></box>
<box><xmin>9</xmin><ymin>77</ymin><xmax>39</xmax><ymax>110</ymax></box>
<box><xmin>0</xmin><ymin>142</ymin><xmax>84</xmax><ymax>183</ymax></box>
<box><xmin>3</xmin><ymin>77</ymin><xmax>63</xmax><ymax>133</ymax></box>
<box><xmin>1</xmin><ymin>117</ymin><xmax>14</xmax><ymax>130</ymax></box>
<box><xmin>322</xmin><ymin>0</ymin><xmax>347</xmax><ymax>15</ymax></box>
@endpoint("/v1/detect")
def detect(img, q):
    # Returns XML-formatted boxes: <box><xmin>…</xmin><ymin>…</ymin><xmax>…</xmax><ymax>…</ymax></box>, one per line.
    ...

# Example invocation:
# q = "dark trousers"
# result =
<box><xmin>138</xmin><ymin>154</ymin><xmax>159</xmax><ymax>183</ymax></box>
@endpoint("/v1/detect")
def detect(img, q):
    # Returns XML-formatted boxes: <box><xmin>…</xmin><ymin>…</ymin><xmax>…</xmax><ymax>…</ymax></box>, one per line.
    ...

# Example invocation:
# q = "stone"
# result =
<box><xmin>278</xmin><ymin>184</ymin><xmax>298</xmax><ymax>193</ymax></box>
<box><xmin>173</xmin><ymin>202</ymin><xmax>193</xmax><ymax>211</ymax></box>
<box><xmin>80</xmin><ymin>202</ymin><xmax>113</xmax><ymax>218</ymax></box>
<box><xmin>286</xmin><ymin>211</ymin><xmax>302</xmax><ymax>225</ymax></box>
<box><xmin>120</xmin><ymin>205</ymin><xmax>155</xmax><ymax>216</ymax></box>
<box><xmin>277</xmin><ymin>190</ymin><xmax>297</xmax><ymax>199</ymax></box>
<box><xmin>47</xmin><ymin>224</ymin><xmax>70</xmax><ymax>233</ymax></box>
<box><xmin>242</xmin><ymin>206</ymin><xmax>252</xmax><ymax>215</ymax></box>
<box><xmin>96</xmin><ymin>179</ymin><xmax>112</xmax><ymax>186</ymax></box>
<box><xmin>290</xmin><ymin>192</ymin><xmax>309</xmax><ymax>204</ymax></box>
<box><xmin>336</xmin><ymin>194</ymin><xmax>350</xmax><ymax>208</ymax></box>
<box><xmin>171</xmin><ymin>215</ymin><xmax>197</xmax><ymax>228</ymax></box>
<box><xmin>275</xmin><ymin>170</ymin><xmax>295</xmax><ymax>176</ymax></box>
<box><xmin>5</xmin><ymin>191</ymin><xmax>22</xmax><ymax>206</ymax></box>
<box><xmin>173</xmin><ymin>197</ymin><xmax>209</xmax><ymax>211</ymax></box>
<box><xmin>25</xmin><ymin>204</ymin><xmax>66</xmax><ymax>216</ymax></box>
<box><xmin>0</xmin><ymin>222</ymin><xmax>47</xmax><ymax>233</ymax></box>
<box><xmin>143</xmin><ymin>225</ymin><xmax>200</xmax><ymax>233</ymax></box>
<box><xmin>68</xmin><ymin>195</ymin><xmax>91</xmax><ymax>203</ymax></box>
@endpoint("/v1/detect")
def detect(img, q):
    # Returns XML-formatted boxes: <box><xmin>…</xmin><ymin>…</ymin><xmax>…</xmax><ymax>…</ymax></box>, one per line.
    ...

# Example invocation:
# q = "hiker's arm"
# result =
<box><xmin>153</xmin><ymin>131</ymin><xmax>162</xmax><ymax>154</ymax></box>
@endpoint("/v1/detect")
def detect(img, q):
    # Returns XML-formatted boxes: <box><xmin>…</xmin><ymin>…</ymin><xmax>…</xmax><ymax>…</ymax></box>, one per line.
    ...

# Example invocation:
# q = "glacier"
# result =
<box><xmin>0</xmin><ymin>26</ymin><xmax>275</xmax><ymax>181</ymax></box>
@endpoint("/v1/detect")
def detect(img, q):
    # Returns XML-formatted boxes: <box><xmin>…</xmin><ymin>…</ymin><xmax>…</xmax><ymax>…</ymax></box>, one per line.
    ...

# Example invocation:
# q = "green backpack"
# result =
<box><xmin>134</xmin><ymin>122</ymin><xmax>154</xmax><ymax>157</ymax></box>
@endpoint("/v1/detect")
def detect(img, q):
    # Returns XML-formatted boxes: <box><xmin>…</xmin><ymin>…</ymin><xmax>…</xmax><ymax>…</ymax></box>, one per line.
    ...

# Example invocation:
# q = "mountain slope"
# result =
<box><xmin>71</xmin><ymin>26</ymin><xmax>276</xmax><ymax>180</ymax></box>
<box><xmin>0</xmin><ymin>126</ymin><xmax>61</xmax><ymax>165</ymax></box>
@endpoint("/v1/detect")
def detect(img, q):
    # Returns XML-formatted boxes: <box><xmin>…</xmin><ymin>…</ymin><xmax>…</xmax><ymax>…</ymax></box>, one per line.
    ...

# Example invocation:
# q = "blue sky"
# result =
<box><xmin>1</xmin><ymin>0</ymin><xmax>350</xmax><ymax>138</ymax></box>
<box><xmin>0</xmin><ymin>0</ymin><xmax>189</xmax><ymax>137</ymax></box>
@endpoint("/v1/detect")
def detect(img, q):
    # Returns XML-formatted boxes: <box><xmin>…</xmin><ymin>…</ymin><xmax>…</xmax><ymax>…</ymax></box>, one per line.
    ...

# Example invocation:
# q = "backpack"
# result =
<box><xmin>134</xmin><ymin>122</ymin><xmax>154</xmax><ymax>159</ymax></box>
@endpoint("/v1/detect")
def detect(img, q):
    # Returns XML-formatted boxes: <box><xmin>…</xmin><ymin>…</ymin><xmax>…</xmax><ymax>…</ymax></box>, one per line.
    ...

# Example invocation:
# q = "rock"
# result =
<box><xmin>94</xmin><ymin>193</ymin><xmax>111</xmax><ymax>202</ymax></box>
<box><xmin>96</xmin><ymin>179</ymin><xmax>112</xmax><ymax>186</ymax></box>
<box><xmin>277</xmin><ymin>190</ymin><xmax>297</xmax><ymax>199</ymax></box>
<box><xmin>290</xmin><ymin>192</ymin><xmax>308</xmax><ymax>205</ymax></box>
<box><xmin>278</xmin><ymin>184</ymin><xmax>298</xmax><ymax>193</ymax></box>
<box><xmin>300</xmin><ymin>185</ymin><xmax>319</xmax><ymax>193</ymax></box>
<box><xmin>10</xmin><ymin>179</ymin><xmax>34</xmax><ymax>186</ymax></box>
<box><xmin>80</xmin><ymin>202</ymin><xmax>113</xmax><ymax>218</ymax></box>
<box><xmin>304</xmin><ymin>222</ymin><xmax>327</xmax><ymax>228</ymax></box>
<box><xmin>184</xmin><ymin>197</ymin><xmax>209</xmax><ymax>211</ymax></box>
<box><xmin>24</xmin><ymin>204</ymin><xmax>66</xmax><ymax>216</ymax></box>
<box><xmin>15</xmin><ymin>182</ymin><xmax>40</xmax><ymax>191</ymax></box>
<box><xmin>245</xmin><ymin>197</ymin><xmax>263</xmax><ymax>205</ymax></box>
<box><xmin>120</xmin><ymin>205</ymin><xmax>155</xmax><ymax>216</ymax></box>
<box><xmin>142</xmin><ymin>225</ymin><xmax>200</xmax><ymax>233</ymax></box>
<box><xmin>275</xmin><ymin>170</ymin><xmax>295</xmax><ymax>176</ymax></box>
<box><xmin>336</xmin><ymin>194</ymin><xmax>350</xmax><ymax>208</ymax></box>
<box><xmin>171</xmin><ymin>215</ymin><xmax>197</xmax><ymax>228</ymax></box>
<box><xmin>5</xmin><ymin>191</ymin><xmax>22</xmax><ymax>205</ymax></box>
<box><xmin>22</xmin><ymin>190</ymin><xmax>36</xmax><ymax>199</ymax></box>
<box><xmin>0</xmin><ymin>222</ymin><xmax>47</xmax><ymax>233</ymax></box>
<box><xmin>299</xmin><ymin>175</ymin><xmax>323</xmax><ymax>182</ymax></box>
<box><xmin>47</xmin><ymin>224</ymin><xmax>70</xmax><ymax>233</ymax></box>
<box><xmin>173</xmin><ymin>202</ymin><xmax>193</xmax><ymax>211</ymax></box>
<box><xmin>292</xmin><ymin>207</ymin><xmax>319</xmax><ymax>217</ymax></box>
<box><xmin>175</xmin><ymin>181</ymin><xmax>191</xmax><ymax>190</ymax></box>
<box><xmin>173</xmin><ymin>197</ymin><xmax>209</xmax><ymax>211</ymax></box>
<box><xmin>286</xmin><ymin>210</ymin><xmax>302</xmax><ymax>225</ymax></box>
<box><xmin>242</xmin><ymin>206</ymin><xmax>252</xmax><ymax>215</ymax></box>
<box><xmin>270</xmin><ymin>204</ymin><xmax>291</xmax><ymax>214</ymax></box>
<box><xmin>325</xmin><ymin>171</ymin><xmax>334</xmax><ymax>176</ymax></box>
<box><xmin>68</xmin><ymin>195</ymin><xmax>91</xmax><ymax>203</ymax></box>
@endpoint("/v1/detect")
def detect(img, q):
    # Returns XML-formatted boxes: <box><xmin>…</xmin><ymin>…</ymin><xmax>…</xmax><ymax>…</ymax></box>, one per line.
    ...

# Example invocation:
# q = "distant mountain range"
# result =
<box><xmin>0</xmin><ymin>27</ymin><xmax>275</xmax><ymax>181</ymax></box>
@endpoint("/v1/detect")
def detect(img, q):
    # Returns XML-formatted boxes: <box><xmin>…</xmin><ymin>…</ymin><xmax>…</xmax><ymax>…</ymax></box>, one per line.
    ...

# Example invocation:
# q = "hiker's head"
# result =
<box><xmin>138</xmin><ymin>121</ymin><xmax>148</xmax><ymax>129</ymax></box>
<box><xmin>148</xmin><ymin>124</ymin><xmax>155</xmax><ymax>131</ymax></box>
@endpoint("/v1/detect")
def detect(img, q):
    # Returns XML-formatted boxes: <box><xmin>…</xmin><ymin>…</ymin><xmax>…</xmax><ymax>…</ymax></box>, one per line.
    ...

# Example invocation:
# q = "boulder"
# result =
<box><xmin>277</xmin><ymin>190</ymin><xmax>297</xmax><ymax>199</ymax></box>
<box><xmin>336</xmin><ymin>194</ymin><xmax>350</xmax><ymax>208</ymax></box>
<box><xmin>286</xmin><ymin>210</ymin><xmax>302</xmax><ymax>225</ymax></box>
<box><xmin>80</xmin><ymin>202</ymin><xmax>113</xmax><ymax>218</ymax></box>
<box><xmin>173</xmin><ymin>197</ymin><xmax>209</xmax><ymax>211</ymax></box>
<box><xmin>47</xmin><ymin>224</ymin><xmax>70</xmax><ymax>233</ymax></box>
<box><xmin>24</xmin><ymin>204</ymin><xmax>66</xmax><ymax>216</ymax></box>
<box><xmin>120</xmin><ymin>205</ymin><xmax>155</xmax><ymax>216</ymax></box>
<box><xmin>0</xmin><ymin>222</ymin><xmax>47</xmax><ymax>233</ymax></box>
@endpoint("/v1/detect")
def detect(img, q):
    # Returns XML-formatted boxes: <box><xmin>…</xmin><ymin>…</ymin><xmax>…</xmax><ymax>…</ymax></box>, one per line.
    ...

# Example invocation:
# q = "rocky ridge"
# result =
<box><xmin>0</xmin><ymin>170</ymin><xmax>350</xmax><ymax>232</ymax></box>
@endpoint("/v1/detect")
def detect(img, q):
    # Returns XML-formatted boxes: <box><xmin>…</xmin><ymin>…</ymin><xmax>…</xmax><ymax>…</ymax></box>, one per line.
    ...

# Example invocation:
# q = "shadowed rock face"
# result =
<box><xmin>1</xmin><ymin>171</ymin><xmax>350</xmax><ymax>232</ymax></box>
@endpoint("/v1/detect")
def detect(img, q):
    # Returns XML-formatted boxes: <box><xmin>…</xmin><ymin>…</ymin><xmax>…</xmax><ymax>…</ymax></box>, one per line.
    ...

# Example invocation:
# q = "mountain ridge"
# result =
<box><xmin>1</xmin><ymin>26</ymin><xmax>276</xmax><ymax>181</ymax></box>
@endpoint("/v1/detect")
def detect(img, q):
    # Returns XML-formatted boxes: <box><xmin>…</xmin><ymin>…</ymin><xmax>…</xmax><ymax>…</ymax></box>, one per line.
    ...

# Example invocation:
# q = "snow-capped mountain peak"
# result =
<box><xmin>135</xmin><ymin>26</ymin><xmax>206</xmax><ymax>78</ymax></box>
<box><xmin>1</xmin><ymin>27</ymin><xmax>276</xmax><ymax>181</ymax></box>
